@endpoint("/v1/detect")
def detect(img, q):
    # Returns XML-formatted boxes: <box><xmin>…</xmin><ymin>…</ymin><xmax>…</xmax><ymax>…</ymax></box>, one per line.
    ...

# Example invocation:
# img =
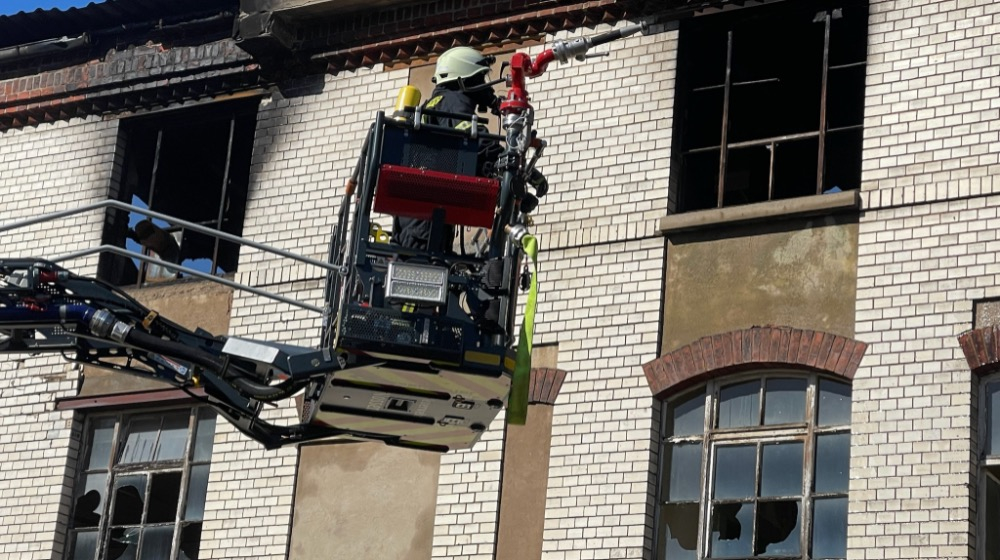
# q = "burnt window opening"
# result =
<box><xmin>68</xmin><ymin>407</ymin><xmax>217</xmax><ymax>560</ymax></box>
<box><xmin>99</xmin><ymin>99</ymin><xmax>258</xmax><ymax>287</ymax></box>
<box><xmin>658</xmin><ymin>373</ymin><xmax>851</xmax><ymax>559</ymax></box>
<box><xmin>673</xmin><ymin>1</ymin><xmax>868</xmax><ymax>213</ymax></box>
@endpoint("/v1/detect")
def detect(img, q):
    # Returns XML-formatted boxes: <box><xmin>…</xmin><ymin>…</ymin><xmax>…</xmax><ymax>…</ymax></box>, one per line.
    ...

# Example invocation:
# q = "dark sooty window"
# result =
<box><xmin>674</xmin><ymin>1</ymin><xmax>868</xmax><ymax>213</ymax></box>
<box><xmin>99</xmin><ymin>99</ymin><xmax>258</xmax><ymax>286</ymax></box>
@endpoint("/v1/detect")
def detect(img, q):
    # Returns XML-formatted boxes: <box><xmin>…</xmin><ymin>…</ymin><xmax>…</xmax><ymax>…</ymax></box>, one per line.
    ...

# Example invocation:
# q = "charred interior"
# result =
<box><xmin>99</xmin><ymin>100</ymin><xmax>258</xmax><ymax>286</ymax></box>
<box><xmin>674</xmin><ymin>0</ymin><xmax>868</xmax><ymax>212</ymax></box>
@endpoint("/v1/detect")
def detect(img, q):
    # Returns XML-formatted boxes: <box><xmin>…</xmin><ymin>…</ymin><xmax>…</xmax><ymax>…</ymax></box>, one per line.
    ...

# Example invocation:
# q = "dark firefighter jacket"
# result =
<box><xmin>391</xmin><ymin>86</ymin><xmax>490</xmax><ymax>251</ymax></box>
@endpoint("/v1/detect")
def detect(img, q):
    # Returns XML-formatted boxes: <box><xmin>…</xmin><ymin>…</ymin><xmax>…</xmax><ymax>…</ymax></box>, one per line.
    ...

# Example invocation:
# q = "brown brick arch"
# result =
<box><xmin>529</xmin><ymin>368</ymin><xmax>568</xmax><ymax>405</ymax></box>
<box><xmin>957</xmin><ymin>326</ymin><xmax>1000</xmax><ymax>375</ymax></box>
<box><xmin>642</xmin><ymin>326</ymin><xmax>868</xmax><ymax>399</ymax></box>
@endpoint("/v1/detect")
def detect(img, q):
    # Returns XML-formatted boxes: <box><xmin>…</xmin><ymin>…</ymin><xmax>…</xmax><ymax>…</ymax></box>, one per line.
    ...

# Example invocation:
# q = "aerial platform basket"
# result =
<box><xmin>0</xmin><ymin>109</ymin><xmax>520</xmax><ymax>452</ymax></box>
<box><xmin>306</xmin><ymin>110</ymin><xmax>521</xmax><ymax>451</ymax></box>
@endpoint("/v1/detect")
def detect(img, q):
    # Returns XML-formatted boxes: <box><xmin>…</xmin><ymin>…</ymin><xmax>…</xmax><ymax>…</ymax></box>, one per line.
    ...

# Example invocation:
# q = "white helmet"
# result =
<box><xmin>433</xmin><ymin>47</ymin><xmax>494</xmax><ymax>86</ymax></box>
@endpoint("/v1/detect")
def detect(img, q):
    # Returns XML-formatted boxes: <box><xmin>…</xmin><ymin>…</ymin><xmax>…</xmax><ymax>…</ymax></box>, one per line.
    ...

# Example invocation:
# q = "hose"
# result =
<box><xmin>125</xmin><ymin>328</ymin><xmax>305</xmax><ymax>401</ymax></box>
<box><xmin>229</xmin><ymin>376</ymin><xmax>308</xmax><ymax>401</ymax></box>
<box><xmin>589</xmin><ymin>22</ymin><xmax>648</xmax><ymax>47</ymax></box>
<box><xmin>90</xmin><ymin>309</ymin><xmax>303</xmax><ymax>401</ymax></box>
<box><xmin>0</xmin><ymin>304</ymin><xmax>96</xmax><ymax>324</ymax></box>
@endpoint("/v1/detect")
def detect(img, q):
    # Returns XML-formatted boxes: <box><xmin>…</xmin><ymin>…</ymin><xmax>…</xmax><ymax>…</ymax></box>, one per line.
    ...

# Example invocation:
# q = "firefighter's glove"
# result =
<box><xmin>527</xmin><ymin>168</ymin><xmax>549</xmax><ymax>198</ymax></box>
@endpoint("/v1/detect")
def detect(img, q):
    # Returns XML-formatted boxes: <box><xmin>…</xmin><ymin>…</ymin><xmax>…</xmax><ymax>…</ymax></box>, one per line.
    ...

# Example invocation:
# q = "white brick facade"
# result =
<box><xmin>2</xmin><ymin>0</ymin><xmax>1000</xmax><ymax>558</ymax></box>
<box><xmin>852</xmin><ymin>0</ymin><xmax>1000</xmax><ymax>558</ymax></box>
<box><xmin>527</xmin><ymin>24</ymin><xmax>674</xmax><ymax>560</ymax></box>
<box><xmin>0</xmin><ymin>116</ymin><xmax>118</xmax><ymax>559</ymax></box>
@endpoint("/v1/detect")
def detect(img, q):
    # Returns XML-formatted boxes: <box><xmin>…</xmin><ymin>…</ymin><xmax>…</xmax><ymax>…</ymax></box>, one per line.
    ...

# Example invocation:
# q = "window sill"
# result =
<box><xmin>659</xmin><ymin>190</ymin><xmax>860</xmax><ymax>235</ymax></box>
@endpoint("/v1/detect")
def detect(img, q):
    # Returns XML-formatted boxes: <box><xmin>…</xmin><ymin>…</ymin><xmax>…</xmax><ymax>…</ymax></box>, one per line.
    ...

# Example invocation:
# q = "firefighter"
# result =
<box><xmin>392</xmin><ymin>47</ymin><xmax>548</xmax><ymax>251</ymax></box>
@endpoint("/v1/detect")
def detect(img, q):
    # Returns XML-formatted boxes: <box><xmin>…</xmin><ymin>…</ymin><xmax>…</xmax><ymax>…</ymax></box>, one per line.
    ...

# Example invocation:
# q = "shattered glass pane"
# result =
<box><xmin>760</xmin><ymin>441</ymin><xmax>803</xmax><ymax>497</ymax></box>
<box><xmin>70</xmin><ymin>530</ymin><xmax>98</xmax><ymax>560</ymax></box>
<box><xmin>710</xmin><ymin>502</ymin><xmax>752</xmax><ymax>557</ymax></box>
<box><xmin>988</xmin><ymin>382</ymin><xmax>1000</xmax><ymax>456</ymax></box>
<box><xmin>718</xmin><ymin>381</ymin><xmax>760</xmax><ymax>428</ymax></box>
<box><xmin>668</xmin><ymin>443</ymin><xmax>703</xmax><ymax>502</ymax></box>
<box><xmin>812</xmin><ymin>497</ymin><xmax>847</xmax><ymax>558</ymax></box>
<box><xmin>178</xmin><ymin>522</ymin><xmax>202</xmax><ymax>560</ymax></box>
<box><xmin>155</xmin><ymin>412</ymin><xmax>191</xmax><ymax>461</ymax></box>
<box><xmin>73</xmin><ymin>472</ymin><xmax>108</xmax><ymax>528</ymax></box>
<box><xmin>192</xmin><ymin>409</ymin><xmax>217</xmax><ymax>462</ymax></box>
<box><xmin>147</xmin><ymin>472</ymin><xmax>182</xmax><ymax>523</ymax></box>
<box><xmin>112</xmin><ymin>475</ymin><xmax>147</xmax><ymax>526</ymax></box>
<box><xmin>662</xmin><ymin>503</ymin><xmax>698</xmax><ymax>559</ymax></box>
<box><xmin>139</xmin><ymin>525</ymin><xmax>174</xmax><ymax>560</ymax></box>
<box><xmin>184</xmin><ymin>464</ymin><xmax>211</xmax><ymax>521</ymax></box>
<box><xmin>107</xmin><ymin>527</ymin><xmax>140</xmax><ymax>560</ymax></box>
<box><xmin>86</xmin><ymin>417</ymin><xmax>116</xmax><ymax>471</ymax></box>
<box><xmin>815</xmin><ymin>433</ymin><xmax>850</xmax><ymax>493</ymax></box>
<box><xmin>755</xmin><ymin>500</ymin><xmax>800</xmax><ymax>555</ymax></box>
<box><xmin>714</xmin><ymin>445</ymin><xmax>757</xmax><ymax>499</ymax></box>
<box><xmin>817</xmin><ymin>379</ymin><xmax>852</xmax><ymax>427</ymax></box>
<box><xmin>670</xmin><ymin>390</ymin><xmax>706</xmax><ymax>437</ymax></box>
<box><xmin>763</xmin><ymin>378</ymin><xmax>806</xmax><ymax>425</ymax></box>
<box><xmin>119</xmin><ymin>417</ymin><xmax>161</xmax><ymax>464</ymax></box>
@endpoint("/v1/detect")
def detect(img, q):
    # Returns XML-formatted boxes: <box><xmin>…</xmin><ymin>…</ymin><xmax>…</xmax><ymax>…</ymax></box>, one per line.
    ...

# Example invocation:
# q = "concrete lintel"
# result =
<box><xmin>658</xmin><ymin>190</ymin><xmax>860</xmax><ymax>235</ymax></box>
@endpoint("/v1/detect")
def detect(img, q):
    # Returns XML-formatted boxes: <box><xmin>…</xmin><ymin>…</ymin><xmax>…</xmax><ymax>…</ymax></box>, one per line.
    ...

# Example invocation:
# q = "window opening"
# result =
<box><xmin>659</xmin><ymin>372</ymin><xmax>851</xmax><ymax>559</ymax></box>
<box><xmin>674</xmin><ymin>1</ymin><xmax>868</xmax><ymax>212</ymax></box>
<box><xmin>67</xmin><ymin>406</ymin><xmax>216</xmax><ymax>560</ymax></box>
<box><xmin>99</xmin><ymin>100</ymin><xmax>258</xmax><ymax>286</ymax></box>
<box><xmin>984</xmin><ymin>380</ymin><xmax>1000</xmax><ymax>560</ymax></box>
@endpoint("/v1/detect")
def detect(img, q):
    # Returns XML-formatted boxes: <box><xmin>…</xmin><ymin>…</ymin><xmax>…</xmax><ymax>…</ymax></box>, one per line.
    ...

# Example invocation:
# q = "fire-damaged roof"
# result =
<box><xmin>0</xmin><ymin>0</ymin><xmax>237</xmax><ymax>49</ymax></box>
<box><xmin>0</xmin><ymin>0</ymin><xmax>736</xmax><ymax>131</ymax></box>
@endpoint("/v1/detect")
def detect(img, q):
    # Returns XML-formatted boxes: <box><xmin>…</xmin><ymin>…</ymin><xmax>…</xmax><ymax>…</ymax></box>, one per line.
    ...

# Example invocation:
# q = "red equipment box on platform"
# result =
<box><xmin>373</xmin><ymin>164</ymin><xmax>499</xmax><ymax>229</ymax></box>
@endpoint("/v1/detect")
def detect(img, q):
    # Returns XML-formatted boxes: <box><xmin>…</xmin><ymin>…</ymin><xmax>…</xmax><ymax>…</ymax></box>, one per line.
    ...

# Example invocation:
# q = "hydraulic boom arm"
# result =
<box><xmin>0</xmin><ymin>258</ymin><xmax>378</xmax><ymax>449</ymax></box>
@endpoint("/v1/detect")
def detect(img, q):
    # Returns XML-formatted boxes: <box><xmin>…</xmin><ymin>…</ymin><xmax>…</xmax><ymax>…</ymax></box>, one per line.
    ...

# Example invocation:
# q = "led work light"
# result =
<box><xmin>386</xmin><ymin>262</ymin><xmax>449</xmax><ymax>304</ymax></box>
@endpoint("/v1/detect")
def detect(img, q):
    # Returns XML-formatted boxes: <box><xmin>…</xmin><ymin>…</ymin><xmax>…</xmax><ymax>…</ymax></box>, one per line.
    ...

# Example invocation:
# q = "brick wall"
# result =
<box><xmin>198</xmin><ymin>65</ymin><xmax>407</xmax><ymax>560</ymax></box>
<box><xmin>2</xmin><ymin>14</ymin><xmax>670</xmax><ymax>560</ymax></box>
<box><xmin>852</xmin><ymin>0</ymin><xmax>1000</xmax><ymax>558</ymax></box>
<box><xmin>516</xmin><ymin>22</ymin><xmax>674</xmax><ymax>560</ymax></box>
<box><xmin>0</xmin><ymin>39</ymin><xmax>257</xmax><ymax>132</ymax></box>
<box><xmin>0</xmin><ymin>116</ymin><xmax>118</xmax><ymax>559</ymax></box>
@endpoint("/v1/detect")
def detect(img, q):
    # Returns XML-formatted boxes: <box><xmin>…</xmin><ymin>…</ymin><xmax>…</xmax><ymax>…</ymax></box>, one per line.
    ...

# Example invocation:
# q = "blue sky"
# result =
<box><xmin>1</xmin><ymin>0</ymin><xmax>98</xmax><ymax>16</ymax></box>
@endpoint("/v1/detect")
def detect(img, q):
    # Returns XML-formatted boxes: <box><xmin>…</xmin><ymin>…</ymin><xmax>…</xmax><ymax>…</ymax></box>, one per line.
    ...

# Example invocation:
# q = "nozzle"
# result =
<box><xmin>589</xmin><ymin>21</ymin><xmax>649</xmax><ymax>47</ymax></box>
<box><xmin>619</xmin><ymin>22</ymin><xmax>649</xmax><ymax>38</ymax></box>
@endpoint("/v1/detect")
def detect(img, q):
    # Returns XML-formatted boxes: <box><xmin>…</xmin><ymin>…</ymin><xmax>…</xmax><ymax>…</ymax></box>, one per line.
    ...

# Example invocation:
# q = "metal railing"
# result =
<box><xmin>0</xmin><ymin>200</ymin><xmax>337</xmax><ymax>314</ymax></box>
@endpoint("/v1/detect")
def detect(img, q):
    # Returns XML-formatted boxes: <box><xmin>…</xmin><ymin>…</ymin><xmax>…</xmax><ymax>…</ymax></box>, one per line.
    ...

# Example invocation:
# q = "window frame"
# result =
<box><xmin>99</xmin><ymin>98</ymin><xmax>259</xmax><ymax>287</ymax></box>
<box><xmin>67</xmin><ymin>405</ymin><xmax>217</xmax><ymax>560</ymax></box>
<box><xmin>672</xmin><ymin>1</ymin><xmax>868</xmax><ymax>212</ymax></box>
<box><xmin>657</xmin><ymin>371</ymin><xmax>851</xmax><ymax>560</ymax></box>
<box><xmin>981</xmin><ymin>375</ymin><xmax>1000</xmax><ymax>560</ymax></box>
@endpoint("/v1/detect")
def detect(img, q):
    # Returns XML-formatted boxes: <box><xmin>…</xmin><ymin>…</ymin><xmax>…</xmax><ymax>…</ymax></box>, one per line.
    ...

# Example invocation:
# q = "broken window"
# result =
<box><xmin>67</xmin><ymin>407</ymin><xmax>217</xmax><ymax>560</ymax></box>
<box><xmin>984</xmin><ymin>380</ymin><xmax>1000</xmax><ymax>560</ymax></box>
<box><xmin>658</xmin><ymin>373</ymin><xmax>851</xmax><ymax>559</ymax></box>
<box><xmin>673</xmin><ymin>1</ymin><xmax>868</xmax><ymax>212</ymax></box>
<box><xmin>99</xmin><ymin>99</ymin><xmax>258</xmax><ymax>286</ymax></box>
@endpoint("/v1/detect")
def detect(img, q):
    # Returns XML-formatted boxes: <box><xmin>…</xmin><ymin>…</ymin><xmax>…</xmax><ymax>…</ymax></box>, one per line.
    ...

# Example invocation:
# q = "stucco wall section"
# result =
<box><xmin>290</xmin><ymin>442</ymin><xmax>440</xmax><ymax>560</ymax></box>
<box><xmin>662</xmin><ymin>215</ymin><xmax>860</xmax><ymax>353</ymax></box>
<box><xmin>0</xmin><ymin>116</ymin><xmax>118</xmax><ymax>559</ymax></box>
